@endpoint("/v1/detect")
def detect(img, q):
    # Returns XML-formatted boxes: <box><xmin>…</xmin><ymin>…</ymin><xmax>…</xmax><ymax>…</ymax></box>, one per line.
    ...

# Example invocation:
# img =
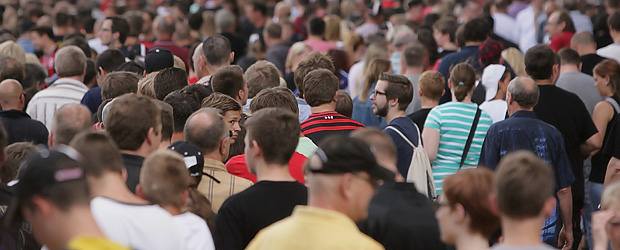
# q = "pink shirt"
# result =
<box><xmin>303</xmin><ymin>39</ymin><xmax>337</xmax><ymax>54</ymax></box>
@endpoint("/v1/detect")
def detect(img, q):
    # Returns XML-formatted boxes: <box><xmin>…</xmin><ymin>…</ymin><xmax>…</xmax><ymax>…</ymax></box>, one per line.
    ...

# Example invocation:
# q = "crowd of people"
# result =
<box><xmin>0</xmin><ymin>0</ymin><xmax>618</xmax><ymax>249</ymax></box>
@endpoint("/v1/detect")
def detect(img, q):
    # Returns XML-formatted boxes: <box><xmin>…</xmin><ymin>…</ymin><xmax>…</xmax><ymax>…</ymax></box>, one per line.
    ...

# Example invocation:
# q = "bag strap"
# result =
<box><xmin>386</xmin><ymin>126</ymin><xmax>415</xmax><ymax>147</ymax></box>
<box><xmin>459</xmin><ymin>108</ymin><xmax>482</xmax><ymax>170</ymax></box>
<box><xmin>606</xmin><ymin>97</ymin><xmax>620</xmax><ymax>114</ymax></box>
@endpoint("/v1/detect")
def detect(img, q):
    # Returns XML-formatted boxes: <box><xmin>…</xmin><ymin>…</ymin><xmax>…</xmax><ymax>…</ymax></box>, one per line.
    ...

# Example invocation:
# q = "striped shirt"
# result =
<box><xmin>300</xmin><ymin>111</ymin><xmax>364</xmax><ymax>144</ymax></box>
<box><xmin>26</xmin><ymin>78</ymin><xmax>89</xmax><ymax>131</ymax></box>
<box><xmin>197</xmin><ymin>158</ymin><xmax>253</xmax><ymax>213</ymax></box>
<box><xmin>424</xmin><ymin>102</ymin><xmax>493</xmax><ymax>194</ymax></box>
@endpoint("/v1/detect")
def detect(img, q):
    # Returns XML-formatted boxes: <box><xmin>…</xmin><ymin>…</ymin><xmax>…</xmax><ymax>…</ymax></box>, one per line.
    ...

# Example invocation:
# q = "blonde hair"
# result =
<box><xmin>285</xmin><ymin>42</ymin><xmax>311</xmax><ymax>71</ymax></box>
<box><xmin>323</xmin><ymin>15</ymin><xmax>341</xmax><ymax>42</ymax></box>
<box><xmin>202</xmin><ymin>10</ymin><xmax>216</xmax><ymax>37</ymax></box>
<box><xmin>137</xmin><ymin>71</ymin><xmax>159</xmax><ymax>99</ymax></box>
<box><xmin>0</xmin><ymin>41</ymin><xmax>26</xmax><ymax>65</ymax></box>
<box><xmin>359</xmin><ymin>59</ymin><xmax>392</xmax><ymax>102</ymax></box>
<box><xmin>173</xmin><ymin>55</ymin><xmax>186</xmax><ymax>71</ymax></box>
<box><xmin>140</xmin><ymin>150</ymin><xmax>190</xmax><ymax>207</ymax></box>
<box><xmin>501</xmin><ymin>48</ymin><xmax>526</xmax><ymax>76</ymax></box>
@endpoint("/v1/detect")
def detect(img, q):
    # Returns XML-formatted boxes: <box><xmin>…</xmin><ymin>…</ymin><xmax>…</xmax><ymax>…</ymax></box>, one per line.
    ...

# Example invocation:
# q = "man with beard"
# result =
<box><xmin>370</xmin><ymin>73</ymin><xmax>420</xmax><ymax>178</ymax></box>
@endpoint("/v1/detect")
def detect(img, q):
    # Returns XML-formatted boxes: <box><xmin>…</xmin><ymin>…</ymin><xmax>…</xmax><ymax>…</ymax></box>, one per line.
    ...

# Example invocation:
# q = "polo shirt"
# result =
<box><xmin>196</xmin><ymin>158</ymin><xmax>253</xmax><ymax>213</ymax></box>
<box><xmin>26</xmin><ymin>78</ymin><xmax>89</xmax><ymax>130</ymax></box>
<box><xmin>300</xmin><ymin>111</ymin><xmax>364</xmax><ymax>144</ymax></box>
<box><xmin>0</xmin><ymin>109</ymin><xmax>48</xmax><ymax>145</ymax></box>
<box><xmin>246</xmin><ymin>206</ymin><xmax>385</xmax><ymax>250</ymax></box>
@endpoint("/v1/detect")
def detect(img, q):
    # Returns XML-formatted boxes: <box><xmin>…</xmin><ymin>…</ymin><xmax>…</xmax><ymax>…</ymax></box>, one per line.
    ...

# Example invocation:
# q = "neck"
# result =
<box><xmin>578</xmin><ymin>47</ymin><xmax>597</xmax><ymax>56</ymax></box>
<box><xmin>124</xmin><ymin>36</ymin><xmax>139</xmax><ymax>46</ymax></box>
<box><xmin>307</xmin><ymin>34</ymin><xmax>324</xmax><ymax>41</ymax></box>
<box><xmin>420</xmin><ymin>96</ymin><xmax>439</xmax><ymax>109</ymax></box>
<box><xmin>464</xmin><ymin>41</ymin><xmax>483</xmax><ymax>46</ymax></box>
<box><xmin>254</xmin><ymin>18</ymin><xmax>265</xmax><ymax>28</ymax></box>
<box><xmin>535</xmin><ymin>79</ymin><xmax>554</xmax><ymax>86</ymax></box>
<box><xmin>171</xmin><ymin>132</ymin><xmax>184</xmax><ymax>143</ymax></box>
<box><xmin>499</xmin><ymin>216</ymin><xmax>546</xmax><ymax>246</ymax></box>
<box><xmin>109</xmin><ymin>40</ymin><xmax>123</xmax><ymax>49</ymax></box>
<box><xmin>44</xmin><ymin>43</ymin><xmax>56</xmax><ymax>54</ymax></box>
<box><xmin>51</xmin><ymin>206</ymin><xmax>105</xmax><ymax>250</ymax></box>
<box><xmin>59</xmin><ymin>75</ymin><xmax>84</xmax><ymax>83</ymax></box>
<box><xmin>268</xmin><ymin>39</ymin><xmax>283</xmax><ymax>47</ymax></box>
<box><xmin>442</xmin><ymin>42</ymin><xmax>459</xmax><ymax>51</ymax></box>
<box><xmin>120</xmin><ymin>147</ymin><xmax>151</xmax><ymax>159</ymax></box>
<box><xmin>455</xmin><ymin>231</ymin><xmax>489</xmax><ymax>250</ymax></box>
<box><xmin>88</xmin><ymin>173</ymin><xmax>149</xmax><ymax>205</ymax></box>
<box><xmin>160</xmin><ymin>205</ymin><xmax>182</xmax><ymax>216</ymax></box>
<box><xmin>508</xmin><ymin>106</ymin><xmax>532</xmax><ymax>116</ymax></box>
<box><xmin>612</xmin><ymin>32</ymin><xmax>620</xmax><ymax>44</ymax></box>
<box><xmin>560</xmin><ymin>64</ymin><xmax>579</xmax><ymax>74</ymax></box>
<box><xmin>204</xmin><ymin>152</ymin><xmax>224</xmax><ymax>163</ymax></box>
<box><xmin>205</xmin><ymin>65</ymin><xmax>222</xmax><ymax>77</ymax></box>
<box><xmin>386</xmin><ymin>109</ymin><xmax>405</xmax><ymax>124</ymax></box>
<box><xmin>405</xmin><ymin>67</ymin><xmax>424</xmax><ymax>76</ymax></box>
<box><xmin>157</xmin><ymin>34</ymin><xmax>173</xmax><ymax>41</ymax></box>
<box><xmin>0</xmin><ymin>104</ymin><xmax>21</xmax><ymax>111</ymax></box>
<box><xmin>255</xmin><ymin>161</ymin><xmax>295</xmax><ymax>182</ymax></box>
<box><xmin>494</xmin><ymin>89</ymin><xmax>506</xmax><ymax>100</ymax></box>
<box><xmin>308</xmin><ymin>195</ymin><xmax>348</xmax><ymax>216</ymax></box>
<box><xmin>310</xmin><ymin>103</ymin><xmax>336</xmax><ymax>113</ymax></box>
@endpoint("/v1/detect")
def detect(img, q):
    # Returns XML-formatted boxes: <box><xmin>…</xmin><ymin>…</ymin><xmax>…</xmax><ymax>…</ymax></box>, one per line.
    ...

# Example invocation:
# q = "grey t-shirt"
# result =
<box><xmin>556</xmin><ymin>71</ymin><xmax>603</xmax><ymax>116</ymax></box>
<box><xmin>490</xmin><ymin>244</ymin><xmax>558</xmax><ymax>250</ymax></box>
<box><xmin>405</xmin><ymin>74</ymin><xmax>421</xmax><ymax>115</ymax></box>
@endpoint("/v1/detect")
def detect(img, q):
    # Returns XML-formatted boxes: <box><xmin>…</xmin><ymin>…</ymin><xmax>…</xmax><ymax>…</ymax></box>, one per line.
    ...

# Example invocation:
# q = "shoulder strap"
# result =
<box><xmin>459</xmin><ymin>108</ymin><xmax>482</xmax><ymax>170</ymax></box>
<box><xmin>606</xmin><ymin>97</ymin><xmax>620</xmax><ymax>114</ymax></box>
<box><xmin>386</xmin><ymin>126</ymin><xmax>415</xmax><ymax>147</ymax></box>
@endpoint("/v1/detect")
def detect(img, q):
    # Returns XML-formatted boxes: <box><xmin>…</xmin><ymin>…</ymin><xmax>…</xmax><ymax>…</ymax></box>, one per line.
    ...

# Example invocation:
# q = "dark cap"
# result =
<box><xmin>168</xmin><ymin>141</ymin><xmax>204</xmax><ymax>177</ymax></box>
<box><xmin>145</xmin><ymin>47</ymin><xmax>174</xmax><ymax>73</ymax></box>
<box><xmin>3</xmin><ymin>145</ymin><xmax>86</xmax><ymax>227</ymax></box>
<box><xmin>308</xmin><ymin>135</ymin><xmax>395</xmax><ymax>181</ymax></box>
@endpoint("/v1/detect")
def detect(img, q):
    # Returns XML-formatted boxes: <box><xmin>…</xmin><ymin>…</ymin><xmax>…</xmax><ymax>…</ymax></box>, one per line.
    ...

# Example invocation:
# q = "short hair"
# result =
<box><xmin>294</xmin><ymin>52</ymin><xmax>335</xmax><ymax>98</ymax></box>
<box><xmin>137</xmin><ymin>72</ymin><xmax>158</xmax><ymax>98</ymax></box>
<box><xmin>308</xmin><ymin>17</ymin><xmax>326</xmax><ymax>36</ymax></box>
<box><xmin>251</xmin><ymin>1</ymin><xmax>268</xmax><ymax>16</ymax></box>
<box><xmin>140</xmin><ymin>150</ymin><xmax>190</xmax><ymax>207</ymax></box>
<box><xmin>245</xmin><ymin>108</ymin><xmax>300</xmax><ymax>165</ymax></box>
<box><xmin>96</xmin><ymin>49</ymin><xmax>125</xmax><ymax>74</ymax></box>
<box><xmin>106</xmin><ymin>16</ymin><xmax>130</xmax><ymax>44</ymax></box>
<box><xmin>558</xmin><ymin>47</ymin><xmax>581</xmax><ymax>67</ymax></box>
<box><xmin>33</xmin><ymin>26</ymin><xmax>54</xmax><ymax>40</ymax></box>
<box><xmin>463</xmin><ymin>18</ymin><xmax>491</xmax><ymax>42</ymax></box>
<box><xmin>154</xmin><ymin>67</ymin><xmax>188</xmax><ymax>100</ymax></box>
<box><xmin>335</xmin><ymin>90</ymin><xmax>353</xmax><ymax>118</ymax></box>
<box><xmin>184</xmin><ymin>108</ymin><xmax>227</xmax><ymax>154</ymax></box>
<box><xmin>495</xmin><ymin>150</ymin><xmax>555</xmax><ymax>218</ymax></box>
<box><xmin>215</xmin><ymin>9</ymin><xmax>235</xmax><ymax>31</ymax></box>
<box><xmin>202</xmin><ymin>34</ymin><xmax>231</xmax><ymax>66</ymax></box>
<box><xmin>52</xmin><ymin>104</ymin><xmax>93</xmax><ymax>146</ymax></box>
<box><xmin>182</xmin><ymin>84</ymin><xmax>213</xmax><ymax>104</ymax></box>
<box><xmin>155</xmin><ymin>15</ymin><xmax>176</xmax><ymax>35</ymax></box>
<box><xmin>245</xmin><ymin>60</ymin><xmax>280</xmax><ymax>98</ymax></box>
<box><xmin>23</xmin><ymin>63</ymin><xmax>47</xmax><ymax>90</ymax></box>
<box><xmin>609</xmin><ymin>11</ymin><xmax>620</xmax><ymax>32</ymax></box>
<box><xmin>419</xmin><ymin>71</ymin><xmax>445</xmax><ymax>100</ymax></box>
<box><xmin>350</xmin><ymin>128</ymin><xmax>397</xmax><ymax>166</ymax></box>
<box><xmin>571</xmin><ymin>31</ymin><xmax>596</xmax><ymax>46</ymax></box>
<box><xmin>153</xmin><ymin>100</ymin><xmax>174</xmax><ymax>142</ymax></box>
<box><xmin>54</xmin><ymin>45</ymin><xmax>87</xmax><ymax>77</ymax></box>
<box><xmin>443</xmin><ymin>168</ymin><xmax>499</xmax><ymax>239</ymax></box>
<box><xmin>525</xmin><ymin>45</ymin><xmax>556</xmax><ymax>80</ymax></box>
<box><xmin>265</xmin><ymin>22</ymin><xmax>282</xmax><ymax>39</ymax></box>
<box><xmin>324</xmin><ymin>15</ymin><xmax>341</xmax><ymax>42</ymax></box>
<box><xmin>69</xmin><ymin>131</ymin><xmax>124</xmax><ymax>177</ymax></box>
<box><xmin>105</xmin><ymin>94</ymin><xmax>162</xmax><ymax>151</ymax></box>
<box><xmin>0</xmin><ymin>57</ymin><xmax>24</xmax><ymax>82</ymax></box>
<box><xmin>0</xmin><ymin>41</ymin><xmax>26</xmax><ymax>65</ymax></box>
<box><xmin>61</xmin><ymin>36</ymin><xmax>92</xmax><ymax>59</ymax></box>
<box><xmin>507</xmin><ymin>76</ymin><xmax>539</xmax><ymax>108</ymax></box>
<box><xmin>201</xmin><ymin>92</ymin><xmax>242</xmax><ymax>115</ymax></box>
<box><xmin>554</xmin><ymin>10</ymin><xmax>576</xmax><ymax>33</ymax></box>
<box><xmin>101</xmin><ymin>72</ymin><xmax>139</xmax><ymax>100</ymax></box>
<box><xmin>303</xmin><ymin>69</ymin><xmax>338</xmax><ymax>107</ymax></box>
<box><xmin>211</xmin><ymin>65</ymin><xmax>244</xmax><ymax>99</ymax></box>
<box><xmin>123</xmin><ymin>11</ymin><xmax>143</xmax><ymax>37</ymax></box>
<box><xmin>250</xmin><ymin>87</ymin><xmax>299</xmax><ymax>114</ymax></box>
<box><xmin>1</xmin><ymin>142</ymin><xmax>35</xmax><ymax>183</ymax></box>
<box><xmin>379</xmin><ymin>72</ymin><xmax>414</xmax><ymax>110</ymax></box>
<box><xmin>164</xmin><ymin>90</ymin><xmax>201</xmax><ymax>133</ymax></box>
<box><xmin>449</xmin><ymin>63</ymin><xmax>477</xmax><ymax>102</ymax></box>
<box><xmin>84</xmin><ymin>60</ymin><xmax>97</xmax><ymax>86</ymax></box>
<box><xmin>403</xmin><ymin>44</ymin><xmax>426</xmax><ymax>68</ymax></box>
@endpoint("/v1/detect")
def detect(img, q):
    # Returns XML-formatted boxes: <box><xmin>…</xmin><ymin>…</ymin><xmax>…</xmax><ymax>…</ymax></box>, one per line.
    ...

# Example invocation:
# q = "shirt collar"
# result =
<box><xmin>510</xmin><ymin>110</ymin><xmax>537</xmax><ymax>119</ymax></box>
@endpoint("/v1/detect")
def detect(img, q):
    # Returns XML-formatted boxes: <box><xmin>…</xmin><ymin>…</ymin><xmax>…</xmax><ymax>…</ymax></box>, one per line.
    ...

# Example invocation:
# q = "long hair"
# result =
<box><xmin>359</xmin><ymin>59</ymin><xmax>392</xmax><ymax>102</ymax></box>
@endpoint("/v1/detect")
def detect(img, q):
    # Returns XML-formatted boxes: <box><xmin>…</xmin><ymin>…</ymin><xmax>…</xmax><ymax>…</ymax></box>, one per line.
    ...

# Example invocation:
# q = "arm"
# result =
<box><xmin>422</xmin><ymin>127</ymin><xmax>440</xmax><ymax>163</ymax></box>
<box><xmin>582</xmin><ymin>133</ymin><xmax>602</xmax><ymax>156</ymax></box>
<box><xmin>592</xmin><ymin>210</ymin><xmax>614</xmax><ymax>250</ymax></box>
<box><xmin>589</xmin><ymin>102</ymin><xmax>614</xmax><ymax>155</ymax></box>
<box><xmin>557</xmin><ymin>187</ymin><xmax>573</xmax><ymax>250</ymax></box>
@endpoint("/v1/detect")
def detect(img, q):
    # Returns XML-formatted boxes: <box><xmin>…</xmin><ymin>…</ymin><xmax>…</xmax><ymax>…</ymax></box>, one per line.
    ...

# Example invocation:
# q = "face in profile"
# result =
<box><xmin>435</xmin><ymin>194</ymin><xmax>461</xmax><ymax>244</ymax></box>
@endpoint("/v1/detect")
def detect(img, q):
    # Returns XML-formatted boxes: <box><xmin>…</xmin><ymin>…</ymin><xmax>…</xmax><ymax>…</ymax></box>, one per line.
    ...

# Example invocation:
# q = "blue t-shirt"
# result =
<box><xmin>81</xmin><ymin>86</ymin><xmax>102</xmax><ymax>115</ymax></box>
<box><xmin>384</xmin><ymin>117</ymin><xmax>420</xmax><ymax>177</ymax></box>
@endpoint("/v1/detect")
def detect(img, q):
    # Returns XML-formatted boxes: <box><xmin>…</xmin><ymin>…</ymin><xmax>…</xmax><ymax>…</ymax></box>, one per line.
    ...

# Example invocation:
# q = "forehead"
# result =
<box><xmin>102</xmin><ymin>19</ymin><xmax>113</xmax><ymax>27</ymax></box>
<box><xmin>375</xmin><ymin>80</ymin><xmax>389</xmax><ymax>90</ymax></box>
<box><xmin>223</xmin><ymin>110</ymin><xmax>241</xmax><ymax>118</ymax></box>
<box><xmin>549</xmin><ymin>12</ymin><xmax>561</xmax><ymax>22</ymax></box>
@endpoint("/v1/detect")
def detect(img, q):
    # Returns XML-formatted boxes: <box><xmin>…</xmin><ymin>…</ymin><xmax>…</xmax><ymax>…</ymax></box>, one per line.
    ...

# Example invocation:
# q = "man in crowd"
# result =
<box><xmin>303</xmin><ymin>17</ymin><xmax>336</xmax><ymax>54</ymax></box>
<box><xmin>264</xmin><ymin>22</ymin><xmax>290</xmax><ymax>74</ymax></box>
<box><xmin>402</xmin><ymin>44</ymin><xmax>426</xmax><ymax>115</ymax></box>
<box><xmin>100</xmin><ymin>16</ymin><xmax>129</xmax><ymax>51</ymax></box>
<box><xmin>151</xmin><ymin>14</ymin><xmax>189</xmax><ymax>70</ymax></box>
<box><xmin>571</xmin><ymin>31</ymin><xmax>607</xmax><ymax>76</ymax></box>
<box><xmin>243</xmin><ymin>60</ymin><xmax>280</xmax><ymax>113</ymax></box>
<box><xmin>31</xmin><ymin>26</ymin><xmax>58</xmax><ymax>77</ymax></box>
<box><xmin>81</xmin><ymin>49</ymin><xmax>126</xmax><ymax>114</ymax></box>
<box><xmin>49</xmin><ymin>104</ymin><xmax>92</xmax><ymax>148</ymax></box>
<box><xmin>556</xmin><ymin>48</ymin><xmax>601</xmax><ymax>115</ymax></box>
<box><xmin>544</xmin><ymin>10</ymin><xmax>576</xmax><ymax>52</ymax></box>
<box><xmin>197</xmin><ymin>35</ymin><xmax>234</xmax><ymax>86</ymax></box>
<box><xmin>408</xmin><ymin>71</ymin><xmax>445</xmax><ymax>132</ymax></box>
<box><xmin>597</xmin><ymin>11</ymin><xmax>620</xmax><ymax>63</ymax></box>
<box><xmin>0</xmin><ymin>79</ymin><xmax>47</xmax><ymax>145</ymax></box>
<box><xmin>293</xmin><ymin>52</ymin><xmax>335</xmax><ymax>122</ymax></box>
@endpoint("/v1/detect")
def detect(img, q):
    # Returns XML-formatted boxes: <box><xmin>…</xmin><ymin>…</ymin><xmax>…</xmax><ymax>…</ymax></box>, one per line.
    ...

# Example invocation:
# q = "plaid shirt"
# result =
<box><xmin>196</xmin><ymin>158</ymin><xmax>252</xmax><ymax>213</ymax></box>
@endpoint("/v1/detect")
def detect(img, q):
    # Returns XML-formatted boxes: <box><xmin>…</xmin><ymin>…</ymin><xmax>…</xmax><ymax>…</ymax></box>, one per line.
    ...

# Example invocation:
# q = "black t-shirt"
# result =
<box><xmin>121</xmin><ymin>153</ymin><xmax>145</xmax><ymax>194</ymax></box>
<box><xmin>581</xmin><ymin>54</ymin><xmax>607</xmax><ymax>76</ymax></box>
<box><xmin>533</xmin><ymin>85</ymin><xmax>598</xmax><ymax>209</ymax></box>
<box><xmin>358</xmin><ymin>182</ymin><xmax>448</xmax><ymax>250</ymax></box>
<box><xmin>591</xmin><ymin>96</ymin><xmax>620</xmax><ymax>183</ymax></box>
<box><xmin>213</xmin><ymin>181</ymin><xmax>308</xmax><ymax>250</ymax></box>
<box><xmin>603</xmin><ymin>114</ymin><xmax>620</xmax><ymax>160</ymax></box>
<box><xmin>408</xmin><ymin>108</ymin><xmax>432</xmax><ymax>133</ymax></box>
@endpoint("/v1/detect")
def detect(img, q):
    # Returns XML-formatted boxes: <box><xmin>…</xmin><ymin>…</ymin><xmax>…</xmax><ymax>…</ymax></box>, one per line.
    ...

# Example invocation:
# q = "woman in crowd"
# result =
<box><xmin>351</xmin><ymin>58</ymin><xmax>391</xmax><ymax>127</ymax></box>
<box><xmin>283</xmin><ymin>42</ymin><xmax>312</xmax><ymax>92</ymax></box>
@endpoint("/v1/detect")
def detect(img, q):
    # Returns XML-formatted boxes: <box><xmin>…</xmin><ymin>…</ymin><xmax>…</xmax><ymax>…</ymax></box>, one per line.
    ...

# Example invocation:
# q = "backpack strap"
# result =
<box><xmin>386</xmin><ymin>126</ymin><xmax>417</xmax><ymax>148</ymax></box>
<box><xmin>459</xmin><ymin>108</ymin><xmax>482</xmax><ymax>170</ymax></box>
<box><xmin>606</xmin><ymin>97</ymin><xmax>620</xmax><ymax>114</ymax></box>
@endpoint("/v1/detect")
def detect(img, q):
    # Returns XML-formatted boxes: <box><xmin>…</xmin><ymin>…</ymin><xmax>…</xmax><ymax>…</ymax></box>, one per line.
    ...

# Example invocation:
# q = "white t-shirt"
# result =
<box><xmin>91</xmin><ymin>197</ymin><xmax>185</xmax><ymax>250</ymax></box>
<box><xmin>479</xmin><ymin>99</ymin><xmax>508</xmax><ymax>124</ymax></box>
<box><xmin>173</xmin><ymin>212</ymin><xmax>215</xmax><ymax>250</ymax></box>
<box><xmin>597</xmin><ymin>43</ymin><xmax>620</xmax><ymax>64</ymax></box>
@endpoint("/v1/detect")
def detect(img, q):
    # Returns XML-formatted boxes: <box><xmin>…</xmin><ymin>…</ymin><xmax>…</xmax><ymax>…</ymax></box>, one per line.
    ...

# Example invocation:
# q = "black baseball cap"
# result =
<box><xmin>3</xmin><ymin>145</ymin><xmax>86</xmax><ymax>227</ymax></box>
<box><xmin>168</xmin><ymin>141</ymin><xmax>205</xmax><ymax>177</ymax></box>
<box><xmin>145</xmin><ymin>47</ymin><xmax>174</xmax><ymax>73</ymax></box>
<box><xmin>308</xmin><ymin>135</ymin><xmax>395</xmax><ymax>182</ymax></box>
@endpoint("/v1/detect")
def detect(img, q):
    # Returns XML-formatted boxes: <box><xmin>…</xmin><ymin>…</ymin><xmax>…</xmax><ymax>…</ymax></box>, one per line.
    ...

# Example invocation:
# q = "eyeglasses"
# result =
<box><xmin>371</xmin><ymin>89</ymin><xmax>386</xmax><ymax>96</ymax></box>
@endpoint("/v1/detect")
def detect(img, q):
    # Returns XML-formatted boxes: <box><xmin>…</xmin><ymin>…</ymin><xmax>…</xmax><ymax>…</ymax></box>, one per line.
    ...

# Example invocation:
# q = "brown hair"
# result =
<box><xmin>449</xmin><ymin>62</ymin><xmax>476</xmax><ymax>102</ymax></box>
<box><xmin>594</xmin><ymin>59</ymin><xmax>620</xmax><ymax>97</ymax></box>
<box><xmin>69</xmin><ymin>131</ymin><xmax>125</xmax><ymax>177</ymax></box>
<box><xmin>245</xmin><ymin>108</ymin><xmax>300</xmax><ymax>165</ymax></box>
<box><xmin>495</xmin><ymin>150</ymin><xmax>555</xmax><ymax>219</ymax></box>
<box><xmin>555</xmin><ymin>10</ymin><xmax>576</xmax><ymax>33</ymax></box>
<box><xmin>303</xmin><ymin>69</ymin><xmax>339</xmax><ymax>107</ymax></box>
<box><xmin>101</xmin><ymin>71</ymin><xmax>140</xmax><ymax>100</ymax></box>
<box><xmin>359</xmin><ymin>59</ymin><xmax>392</xmax><ymax>102</ymax></box>
<box><xmin>201</xmin><ymin>92</ymin><xmax>242</xmax><ymax>115</ymax></box>
<box><xmin>324</xmin><ymin>14</ymin><xmax>341</xmax><ymax>42</ymax></box>
<box><xmin>1</xmin><ymin>142</ymin><xmax>35</xmax><ymax>183</ymax></box>
<box><xmin>379</xmin><ymin>72</ymin><xmax>413</xmax><ymax>111</ymax></box>
<box><xmin>250</xmin><ymin>87</ymin><xmax>298</xmax><ymax>115</ymax></box>
<box><xmin>335</xmin><ymin>90</ymin><xmax>353</xmax><ymax>118</ymax></box>
<box><xmin>141</xmin><ymin>150</ymin><xmax>190</xmax><ymax>207</ymax></box>
<box><xmin>52</xmin><ymin>104</ymin><xmax>93</xmax><ymax>146</ymax></box>
<box><xmin>105</xmin><ymin>94</ymin><xmax>162</xmax><ymax>151</ymax></box>
<box><xmin>211</xmin><ymin>65</ymin><xmax>245</xmax><ymax>99</ymax></box>
<box><xmin>245</xmin><ymin>60</ymin><xmax>280</xmax><ymax>98</ymax></box>
<box><xmin>419</xmin><ymin>71</ymin><xmax>445</xmax><ymax>100</ymax></box>
<box><xmin>265</xmin><ymin>22</ymin><xmax>282</xmax><ymax>39</ymax></box>
<box><xmin>433</xmin><ymin>17</ymin><xmax>458</xmax><ymax>42</ymax></box>
<box><xmin>152</xmin><ymin>100</ymin><xmax>174</xmax><ymax>142</ymax></box>
<box><xmin>137</xmin><ymin>71</ymin><xmax>159</xmax><ymax>98</ymax></box>
<box><xmin>443</xmin><ymin>168</ymin><xmax>499</xmax><ymax>239</ymax></box>
<box><xmin>293</xmin><ymin>51</ymin><xmax>335</xmax><ymax>98</ymax></box>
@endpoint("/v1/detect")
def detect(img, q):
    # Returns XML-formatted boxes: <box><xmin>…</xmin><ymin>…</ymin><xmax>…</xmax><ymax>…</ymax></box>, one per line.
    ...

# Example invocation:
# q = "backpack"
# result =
<box><xmin>386</xmin><ymin>125</ymin><xmax>437</xmax><ymax>200</ymax></box>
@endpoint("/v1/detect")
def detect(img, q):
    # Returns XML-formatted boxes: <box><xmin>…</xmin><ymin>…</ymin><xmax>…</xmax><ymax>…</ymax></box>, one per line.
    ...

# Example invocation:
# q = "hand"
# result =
<box><xmin>592</xmin><ymin>210</ymin><xmax>614</xmax><ymax>250</ymax></box>
<box><xmin>558</xmin><ymin>225</ymin><xmax>573</xmax><ymax>250</ymax></box>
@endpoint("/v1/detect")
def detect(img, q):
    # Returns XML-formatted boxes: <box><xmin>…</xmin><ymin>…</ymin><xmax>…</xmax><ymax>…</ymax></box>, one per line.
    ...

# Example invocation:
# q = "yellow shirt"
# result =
<box><xmin>67</xmin><ymin>236</ymin><xmax>131</xmax><ymax>250</ymax></box>
<box><xmin>197</xmin><ymin>158</ymin><xmax>253</xmax><ymax>212</ymax></box>
<box><xmin>246</xmin><ymin>205</ymin><xmax>385</xmax><ymax>250</ymax></box>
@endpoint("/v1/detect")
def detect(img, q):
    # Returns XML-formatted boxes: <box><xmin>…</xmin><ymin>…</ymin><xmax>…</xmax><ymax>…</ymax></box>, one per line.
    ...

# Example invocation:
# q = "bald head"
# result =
<box><xmin>571</xmin><ymin>31</ymin><xmax>597</xmax><ymax>55</ymax></box>
<box><xmin>51</xmin><ymin>104</ymin><xmax>93</xmax><ymax>147</ymax></box>
<box><xmin>507</xmin><ymin>76</ymin><xmax>539</xmax><ymax>109</ymax></box>
<box><xmin>184</xmin><ymin>108</ymin><xmax>228</xmax><ymax>155</ymax></box>
<box><xmin>0</xmin><ymin>79</ymin><xmax>23</xmax><ymax>110</ymax></box>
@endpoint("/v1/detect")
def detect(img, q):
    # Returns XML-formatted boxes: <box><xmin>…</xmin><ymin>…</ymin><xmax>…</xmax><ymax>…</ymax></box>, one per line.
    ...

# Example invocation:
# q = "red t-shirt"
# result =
<box><xmin>225</xmin><ymin>152</ymin><xmax>308</xmax><ymax>184</ymax></box>
<box><xmin>550</xmin><ymin>31</ymin><xmax>574</xmax><ymax>52</ymax></box>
